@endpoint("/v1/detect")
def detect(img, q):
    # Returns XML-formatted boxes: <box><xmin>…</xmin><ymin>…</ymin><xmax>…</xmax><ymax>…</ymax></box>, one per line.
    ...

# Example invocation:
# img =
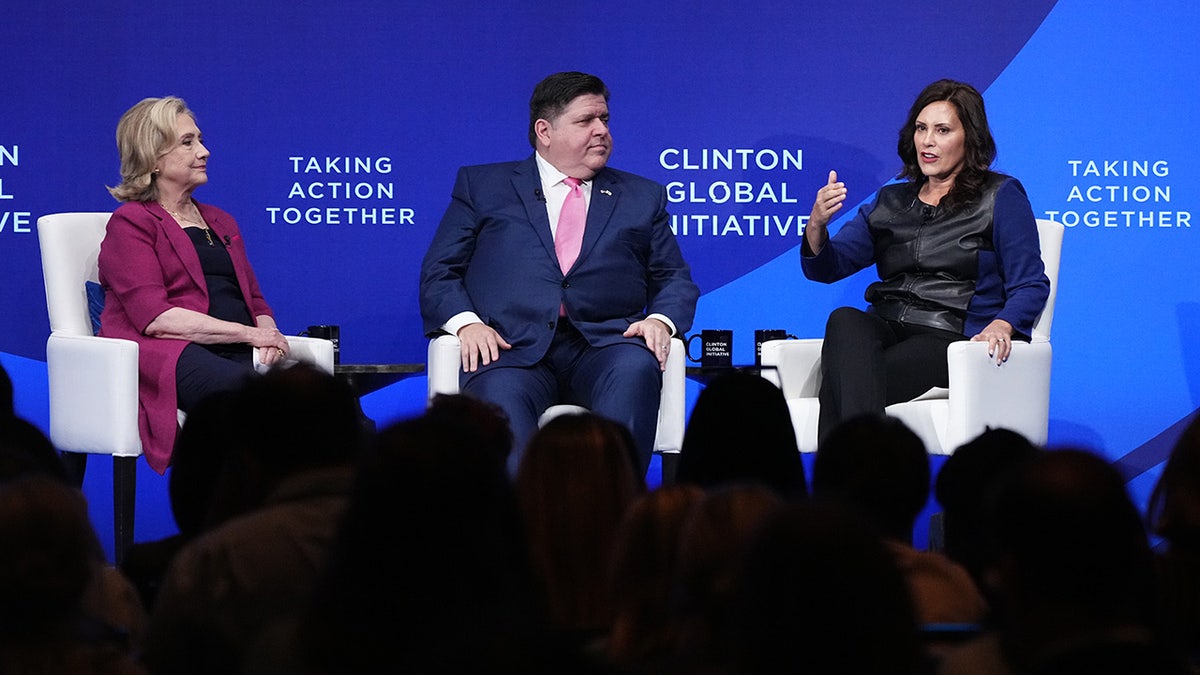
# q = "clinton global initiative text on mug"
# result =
<box><xmin>686</xmin><ymin>329</ymin><xmax>733</xmax><ymax>369</ymax></box>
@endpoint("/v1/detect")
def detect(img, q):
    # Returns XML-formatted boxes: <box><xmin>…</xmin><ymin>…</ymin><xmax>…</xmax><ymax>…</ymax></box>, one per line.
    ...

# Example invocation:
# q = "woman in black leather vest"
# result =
<box><xmin>801</xmin><ymin>79</ymin><xmax>1050</xmax><ymax>444</ymax></box>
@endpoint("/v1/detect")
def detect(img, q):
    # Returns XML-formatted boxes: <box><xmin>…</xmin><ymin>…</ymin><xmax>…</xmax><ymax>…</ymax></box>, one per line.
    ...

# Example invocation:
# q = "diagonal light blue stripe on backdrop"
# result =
<box><xmin>983</xmin><ymin>0</ymin><xmax>1200</xmax><ymax>463</ymax></box>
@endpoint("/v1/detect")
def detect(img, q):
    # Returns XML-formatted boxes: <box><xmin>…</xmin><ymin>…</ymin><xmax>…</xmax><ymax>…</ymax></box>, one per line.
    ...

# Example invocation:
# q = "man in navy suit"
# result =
<box><xmin>420</xmin><ymin>71</ymin><xmax>699</xmax><ymax>475</ymax></box>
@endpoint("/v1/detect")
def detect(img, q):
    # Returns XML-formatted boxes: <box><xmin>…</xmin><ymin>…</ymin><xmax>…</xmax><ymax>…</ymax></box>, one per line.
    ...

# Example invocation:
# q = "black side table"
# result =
<box><xmin>333</xmin><ymin>363</ymin><xmax>425</xmax><ymax>433</ymax></box>
<box><xmin>334</xmin><ymin>363</ymin><xmax>425</xmax><ymax>398</ymax></box>
<box><xmin>684</xmin><ymin>365</ymin><xmax>774</xmax><ymax>385</ymax></box>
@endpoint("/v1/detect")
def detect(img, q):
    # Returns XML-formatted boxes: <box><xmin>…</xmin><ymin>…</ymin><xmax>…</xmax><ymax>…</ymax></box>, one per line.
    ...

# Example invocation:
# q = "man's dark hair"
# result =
<box><xmin>528</xmin><ymin>71</ymin><xmax>610</xmax><ymax>148</ymax></box>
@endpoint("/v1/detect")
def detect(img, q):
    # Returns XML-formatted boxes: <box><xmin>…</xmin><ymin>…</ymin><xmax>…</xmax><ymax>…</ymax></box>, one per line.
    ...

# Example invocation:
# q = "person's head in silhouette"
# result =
<box><xmin>516</xmin><ymin>412</ymin><xmax>643</xmax><ymax>633</ymax></box>
<box><xmin>0</xmin><ymin>362</ymin><xmax>70</xmax><ymax>485</ymax></box>
<box><xmin>607</xmin><ymin>483</ymin><xmax>706</xmax><ymax>668</ymax></box>
<box><xmin>1148</xmin><ymin>414</ymin><xmax>1200</xmax><ymax>546</ymax></box>
<box><xmin>669</xmin><ymin>483</ymin><xmax>783</xmax><ymax>670</ymax></box>
<box><xmin>300</xmin><ymin>394</ymin><xmax>543</xmax><ymax>673</ymax></box>
<box><xmin>988</xmin><ymin>448</ymin><xmax>1168</xmax><ymax>673</ymax></box>
<box><xmin>211</xmin><ymin>363</ymin><xmax>365</xmax><ymax>517</ymax></box>
<box><xmin>727</xmin><ymin>501</ymin><xmax>923</xmax><ymax>675</ymax></box>
<box><xmin>424</xmin><ymin>392</ymin><xmax>513</xmax><ymax>466</ymax></box>
<box><xmin>935</xmin><ymin>427</ymin><xmax>1041</xmax><ymax>588</ymax></box>
<box><xmin>0</xmin><ymin>418</ymin><xmax>71</xmax><ymax>486</ymax></box>
<box><xmin>0</xmin><ymin>475</ymin><xmax>136</xmax><ymax>672</ymax></box>
<box><xmin>677</xmin><ymin>371</ymin><xmax>807</xmax><ymax>499</ymax></box>
<box><xmin>812</xmin><ymin>413</ymin><xmax>928</xmax><ymax>543</ymax></box>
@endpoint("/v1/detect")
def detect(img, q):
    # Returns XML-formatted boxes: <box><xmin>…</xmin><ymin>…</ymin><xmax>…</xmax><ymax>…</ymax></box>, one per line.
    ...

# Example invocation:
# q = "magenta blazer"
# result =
<box><xmin>97</xmin><ymin>200</ymin><xmax>273</xmax><ymax>473</ymax></box>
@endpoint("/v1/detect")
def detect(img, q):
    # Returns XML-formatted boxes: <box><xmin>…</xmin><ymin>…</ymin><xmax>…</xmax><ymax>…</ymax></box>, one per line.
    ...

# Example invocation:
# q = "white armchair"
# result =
<box><xmin>37</xmin><ymin>212</ymin><xmax>334</xmax><ymax>562</ymax></box>
<box><xmin>761</xmin><ymin>218</ymin><xmax>1063</xmax><ymax>455</ymax></box>
<box><xmin>427</xmin><ymin>334</ymin><xmax>687</xmax><ymax>462</ymax></box>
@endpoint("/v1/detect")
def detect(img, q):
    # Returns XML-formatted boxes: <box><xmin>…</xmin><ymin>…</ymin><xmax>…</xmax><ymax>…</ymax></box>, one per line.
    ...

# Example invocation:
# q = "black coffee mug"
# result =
<box><xmin>302</xmin><ymin>324</ymin><xmax>340</xmax><ymax>364</ymax></box>
<box><xmin>686</xmin><ymin>329</ymin><xmax>734</xmax><ymax>368</ymax></box>
<box><xmin>754</xmin><ymin>329</ymin><xmax>789</xmax><ymax>366</ymax></box>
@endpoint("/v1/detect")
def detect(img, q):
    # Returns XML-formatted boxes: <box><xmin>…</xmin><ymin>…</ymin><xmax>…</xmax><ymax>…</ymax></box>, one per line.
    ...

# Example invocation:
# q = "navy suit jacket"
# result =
<box><xmin>420</xmin><ymin>155</ymin><xmax>698</xmax><ymax>380</ymax></box>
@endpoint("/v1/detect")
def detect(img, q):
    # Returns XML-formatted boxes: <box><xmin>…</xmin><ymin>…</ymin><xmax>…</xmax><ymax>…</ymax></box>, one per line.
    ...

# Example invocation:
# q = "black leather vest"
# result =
<box><xmin>865</xmin><ymin>173</ymin><xmax>1006</xmax><ymax>334</ymax></box>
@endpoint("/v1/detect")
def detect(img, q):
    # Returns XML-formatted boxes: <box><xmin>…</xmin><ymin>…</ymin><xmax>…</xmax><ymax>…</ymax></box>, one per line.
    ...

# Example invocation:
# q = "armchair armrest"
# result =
<box><xmin>758</xmin><ymin>338</ymin><xmax>824</xmax><ymax>453</ymax></box>
<box><xmin>253</xmin><ymin>336</ymin><xmax>336</xmax><ymax>375</ymax></box>
<box><xmin>427</xmin><ymin>334</ymin><xmax>464</xmax><ymax>400</ymax></box>
<box><xmin>46</xmin><ymin>332</ymin><xmax>142</xmax><ymax>457</ymax></box>
<box><xmin>944</xmin><ymin>339</ymin><xmax>1053</xmax><ymax>449</ymax></box>
<box><xmin>655</xmin><ymin>337</ymin><xmax>686</xmax><ymax>454</ymax></box>
<box><xmin>759</xmin><ymin>338</ymin><xmax>824</xmax><ymax>398</ymax></box>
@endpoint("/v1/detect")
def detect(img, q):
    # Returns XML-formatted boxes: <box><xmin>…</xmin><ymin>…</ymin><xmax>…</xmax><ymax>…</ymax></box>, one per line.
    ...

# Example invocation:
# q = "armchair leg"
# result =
<box><xmin>113</xmin><ymin>456</ymin><xmax>137</xmax><ymax>565</ymax></box>
<box><xmin>60</xmin><ymin>451</ymin><xmax>88</xmax><ymax>488</ymax></box>
<box><xmin>927</xmin><ymin>511</ymin><xmax>945</xmax><ymax>553</ymax></box>
<box><xmin>659</xmin><ymin>451</ymin><xmax>679</xmax><ymax>486</ymax></box>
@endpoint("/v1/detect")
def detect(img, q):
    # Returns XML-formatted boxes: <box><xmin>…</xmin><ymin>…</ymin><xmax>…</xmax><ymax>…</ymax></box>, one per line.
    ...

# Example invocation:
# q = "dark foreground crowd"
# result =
<box><xmin>2</xmin><ymin>363</ymin><xmax>1198</xmax><ymax>675</ymax></box>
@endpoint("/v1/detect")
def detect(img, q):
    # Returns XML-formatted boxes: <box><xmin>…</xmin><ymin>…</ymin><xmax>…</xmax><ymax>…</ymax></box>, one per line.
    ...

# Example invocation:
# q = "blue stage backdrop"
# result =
<box><xmin>3</xmin><ymin>1</ymin><xmax>1198</xmax><ymax>551</ymax></box>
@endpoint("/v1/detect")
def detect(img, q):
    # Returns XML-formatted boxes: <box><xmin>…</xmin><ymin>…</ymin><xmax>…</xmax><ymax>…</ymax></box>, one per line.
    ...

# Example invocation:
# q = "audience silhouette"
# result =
<box><xmin>668</xmin><ymin>483</ymin><xmax>783</xmax><ymax>674</ymax></box>
<box><xmin>141</xmin><ymin>363</ymin><xmax>365</xmax><ymax>675</ymax></box>
<box><xmin>1148</xmin><ymin>414</ymin><xmax>1200</xmax><ymax>669</ymax></box>
<box><xmin>120</xmin><ymin>389</ymin><xmax>241</xmax><ymax>610</ymax></box>
<box><xmin>0</xmin><ymin>362</ymin><xmax>73</xmax><ymax>484</ymax></box>
<box><xmin>2</xmin><ymin>363</ymin><xmax>148</xmax><ymax>671</ymax></box>
<box><xmin>8</xmin><ymin>357</ymin><xmax>1200</xmax><ymax>674</ymax></box>
<box><xmin>291</xmin><ymin>394</ymin><xmax>572</xmax><ymax>674</ymax></box>
<box><xmin>606</xmin><ymin>483</ymin><xmax>706</xmax><ymax>672</ymax></box>
<box><xmin>940</xmin><ymin>447</ymin><xmax>1186</xmax><ymax>675</ymax></box>
<box><xmin>1</xmin><ymin>415</ymin><xmax>73</xmax><ymax>484</ymax></box>
<box><xmin>0</xmin><ymin>476</ymin><xmax>146</xmax><ymax>674</ymax></box>
<box><xmin>812</xmin><ymin>414</ymin><xmax>987</xmax><ymax>627</ymax></box>
<box><xmin>727</xmin><ymin>501</ymin><xmax>925</xmax><ymax>675</ymax></box>
<box><xmin>675</xmin><ymin>371</ymin><xmax>808</xmax><ymax>499</ymax></box>
<box><xmin>516</xmin><ymin>412</ymin><xmax>645</xmax><ymax>646</ymax></box>
<box><xmin>935</xmin><ymin>427</ymin><xmax>1042</xmax><ymax>593</ymax></box>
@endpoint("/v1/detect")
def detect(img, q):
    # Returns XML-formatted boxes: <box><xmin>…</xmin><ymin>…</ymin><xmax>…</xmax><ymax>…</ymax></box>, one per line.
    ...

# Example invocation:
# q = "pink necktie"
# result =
<box><xmin>555</xmin><ymin>177</ymin><xmax>586</xmax><ymax>274</ymax></box>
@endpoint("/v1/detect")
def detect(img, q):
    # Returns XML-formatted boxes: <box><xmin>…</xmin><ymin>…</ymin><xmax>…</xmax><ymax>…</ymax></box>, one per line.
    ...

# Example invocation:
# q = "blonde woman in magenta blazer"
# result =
<box><xmin>98</xmin><ymin>97</ymin><xmax>289</xmax><ymax>472</ymax></box>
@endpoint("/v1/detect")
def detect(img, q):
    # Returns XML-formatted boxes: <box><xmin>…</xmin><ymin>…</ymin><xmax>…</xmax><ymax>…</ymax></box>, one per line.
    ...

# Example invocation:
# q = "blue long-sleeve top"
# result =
<box><xmin>802</xmin><ymin>176</ymin><xmax>1050</xmax><ymax>339</ymax></box>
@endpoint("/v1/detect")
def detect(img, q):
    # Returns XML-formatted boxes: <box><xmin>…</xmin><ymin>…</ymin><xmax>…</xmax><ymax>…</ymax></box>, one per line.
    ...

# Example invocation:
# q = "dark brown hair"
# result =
<box><xmin>897</xmin><ymin>79</ymin><xmax>998</xmax><ymax>213</ymax></box>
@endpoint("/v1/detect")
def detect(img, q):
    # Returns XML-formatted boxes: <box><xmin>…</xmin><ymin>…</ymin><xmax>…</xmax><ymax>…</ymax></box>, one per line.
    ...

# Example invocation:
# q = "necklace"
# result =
<box><xmin>160</xmin><ymin>201</ymin><xmax>214</xmax><ymax>246</ymax></box>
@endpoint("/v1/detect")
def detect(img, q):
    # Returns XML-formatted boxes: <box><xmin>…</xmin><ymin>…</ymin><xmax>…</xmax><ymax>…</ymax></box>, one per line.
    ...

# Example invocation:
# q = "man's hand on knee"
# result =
<box><xmin>624</xmin><ymin>318</ymin><xmax>672</xmax><ymax>371</ymax></box>
<box><xmin>457</xmin><ymin>322</ymin><xmax>511</xmax><ymax>372</ymax></box>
